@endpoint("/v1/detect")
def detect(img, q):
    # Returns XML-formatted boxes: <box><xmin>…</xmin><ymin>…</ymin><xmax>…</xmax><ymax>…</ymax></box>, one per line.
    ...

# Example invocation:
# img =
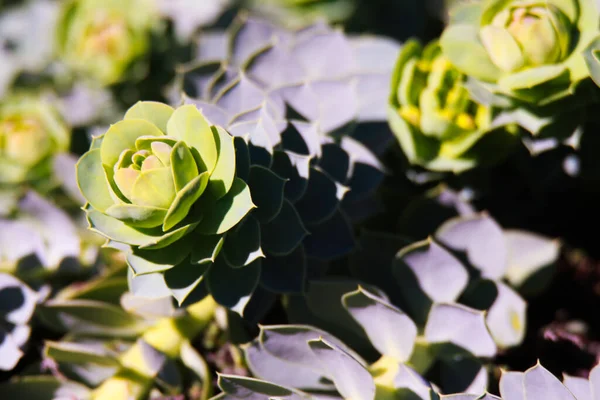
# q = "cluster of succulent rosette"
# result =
<box><xmin>389</xmin><ymin>0</ymin><xmax>600</xmax><ymax>173</ymax></box>
<box><xmin>2</xmin><ymin>0</ymin><xmax>600</xmax><ymax>399</ymax></box>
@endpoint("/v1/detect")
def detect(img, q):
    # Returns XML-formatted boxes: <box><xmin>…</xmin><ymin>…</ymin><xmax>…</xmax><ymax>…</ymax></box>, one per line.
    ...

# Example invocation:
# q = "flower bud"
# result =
<box><xmin>57</xmin><ymin>0</ymin><xmax>156</xmax><ymax>85</ymax></box>
<box><xmin>480</xmin><ymin>4</ymin><xmax>571</xmax><ymax>73</ymax></box>
<box><xmin>0</xmin><ymin>95</ymin><xmax>69</xmax><ymax>184</ymax></box>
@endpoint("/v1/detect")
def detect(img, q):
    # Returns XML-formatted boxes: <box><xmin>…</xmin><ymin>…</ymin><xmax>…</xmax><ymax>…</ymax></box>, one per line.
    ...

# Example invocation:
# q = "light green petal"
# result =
<box><xmin>105</xmin><ymin>204</ymin><xmax>168</xmax><ymax>228</ymax></box>
<box><xmin>151</xmin><ymin>141</ymin><xmax>173</xmax><ymax>166</ymax></box>
<box><xmin>115</xmin><ymin>149</ymin><xmax>135</xmax><ymax>170</ymax></box>
<box><xmin>90</xmin><ymin>134</ymin><xmax>104</xmax><ymax>150</ymax></box>
<box><xmin>86</xmin><ymin>208</ymin><xmax>163</xmax><ymax>246</ymax></box>
<box><xmin>101</xmin><ymin>119</ymin><xmax>164</xmax><ymax>167</ymax></box>
<box><xmin>440</xmin><ymin>24</ymin><xmax>502</xmax><ymax>82</ymax></box>
<box><xmin>113</xmin><ymin>167</ymin><xmax>140</xmax><ymax>200</ymax></box>
<box><xmin>170</xmin><ymin>141</ymin><xmax>199</xmax><ymax>192</ymax></box>
<box><xmin>134</xmin><ymin>136</ymin><xmax>178</xmax><ymax>152</ymax></box>
<box><xmin>103</xmin><ymin>164</ymin><xmax>130</xmax><ymax>204</ymax></box>
<box><xmin>479</xmin><ymin>25</ymin><xmax>525</xmax><ymax>73</ymax></box>
<box><xmin>141</xmin><ymin>155</ymin><xmax>163</xmax><ymax>171</ymax></box>
<box><xmin>166</xmin><ymin>105</ymin><xmax>218</xmax><ymax>173</ymax></box>
<box><xmin>390</xmin><ymin>39</ymin><xmax>423</xmax><ymax>108</ymax></box>
<box><xmin>163</xmin><ymin>171</ymin><xmax>210</xmax><ymax>231</ymax></box>
<box><xmin>131</xmin><ymin>168</ymin><xmax>176</xmax><ymax>209</ymax></box>
<box><xmin>206</xmin><ymin>126</ymin><xmax>236</xmax><ymax>200</ymax></box>
<box><xmin>480</xmin><ymin>0</ymin><xmax>513</xmax><ymax>25</ymax></box>
<box><xmin>87</xmin><ymin>207</ymin><xmax>198</xmax><ymax>250</ymax></box>
<box><xmin>124</xmin><ymin>101</ymin><xmax>175</xmax><ymax>133</ymax></box>
<box><xmin>397</xmin><ymin>58</ymin><xmax>421</xmax><ymax>108</ymax></box>
<box><xmin>139</xmin><ymin>223</ymin><xmax>199</xmax><ymax>250</ymax></box>
<box><xmin>498</xmin><ymin>65</ymin><xmax>567</xmax><ymax>90</ymax></box>
<box><xmin>76</xmin><ymin>149</ymin><xmax>115</xmax><ymax>212</ymax></box>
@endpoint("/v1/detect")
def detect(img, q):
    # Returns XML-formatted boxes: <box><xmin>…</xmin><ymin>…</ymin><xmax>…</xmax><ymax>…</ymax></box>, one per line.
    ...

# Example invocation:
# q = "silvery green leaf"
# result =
<box><xmin>37</xmin><ymin>298</ymin><xmax>148</xmax><ymax>337</ymax></box>
<box><xmin>308</xmin><ymin>338</ymin><xmax>375</xmax><ymax>400</ymax></box>
<box><xmin>157</xmin><ymin>0</ymin><xmax>230</xmax><ymax>41</ymax></box>
<box><xmin>0</xmin><ymin>219</ymin><xmax>46</xmax><ymax>273</ymax></box>
<box><xmin>394</xmin><ymin>239</ymin><xmax>469</xmax><ymax>304</ymax></box>
<box><xmin>129</xmin><ymin>269</ymin><xmax>173</xmax><ymax>300</ymax></box>
<box><xmin>0</xmin><ymin>273</ymin><xmax>36</xmax><ymax>370</ymax></box>
<box><xmin>245</xmin><ymin>338</ymin><xmax>336</xmax><ymax>391</ymax></box>
<box><xmin>342</xmin><ymin>287</ymin><xmax>417</xmax><ymax>362</ymax></box>
<box><xmin>349</xmin><ymin>36</ymin><xmax>401</xmax><ymax>121</ymax></box>
<box><xmin>44</xmin><ymin>340</ymin><xmax>121</xmax><ymax>367</ymax></box>
<box><xmin>194</xmin><ymin>31</ymin><xmax>228</xmax><ymax>62</ymax></box>
<box><xmin>562</xmin><ymin>375</ymin><xmax>591</xmax><ymax>400</ymax></box>
<box><xmin>229</xmin><ymin>17</ymin><xmax>286</xmax><ymax>67</ymax></box>
<box><xmin>485</xmin><ymin>282</ymin><xmax>526</xmax><ymax>349</ymax></box>
<box><xmin>0</xmin><ymin>276</ymin><xmax>36</xmax><ymax>329</ymax></box>
<box><xmin>217</xmin><ymin>374</ymin><xmax>312</xmax><ymax>400</ymax></box>
<box><xmin>425</xmin><ymin>303</ymin><xmax>497</xmax><ymax>358</ymax></box>
<box><xmin>504</xmin><ymin>230</ymin><xmax>560</xmax><ymax>289</ymax></box>
<box><xmin>53</xmin><ymin>153</ymin><xmax>87</xmax><ymax>206</ymax></box>
<box><xmin>435</xmin><ymin>213</ymin><xmax>507</xmax><ymax>280</ymax></box>
<box><xmin>18</xmin><ymin>190</ymin><xmax>81</xmax><ymax>269</ymax></box>
<box><xmin>499</xmin><ymin>371</ymin><xmax>525</xmax><ymax>400</ymax></box>
<box><xmin>590</xmin><ymin>362</ymin><xmax>600</xmax><ymax>400</ymax></box>
<box><xmin>52</xmin><ymin>84</ymin><xmax>117</xmax><ymax>127</ymax></box>
<box><xmin>0</xmin><ymin>376</ymin><xmax>91</xmax><ymax>399</ymax></box>
<box><xmin>523</xmin><ymin>362</ymin><xmax>575</xmax><ymax>400</ymax></box>
<box><xmin>258</xmin><ymin>324</ymin><xmax>365</xmax><ymax>370</ymax></box>
<box><xmin>120</xmin><ymin>292</ymin><xmax>176</xmax><ymax>319</ymax></box>
<box><xmin>393</xmin><ymin>364</ymin><xmax>435</xmax><ymax>399</ymax></box>
<box><xmin>180</xmin><ymin>340</ymin><xmax>212</xmax><ymax>400</ymax></box>
<box><xmin>0</xmin><ymin>331</ymin><xmax>23</xmax><ymax>371</ymax></box>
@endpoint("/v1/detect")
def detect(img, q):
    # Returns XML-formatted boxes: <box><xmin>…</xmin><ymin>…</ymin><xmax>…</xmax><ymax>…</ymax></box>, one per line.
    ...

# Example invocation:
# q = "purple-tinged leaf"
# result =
<box><xmin>308</xmin><ymin>338</ymin><xmax>375</xmax><ymax>400</ymax></box>
<box><xmin>342</xmin><ymin>287</ymin><xmax>417</xmax><ymax>362</ymax></box>
<box><xmin>425</xmin><ymin>303</ymin><xmax>497</xmax><ymax>358</ymax></box>
<box><xmin>436</xmin><ymin>213</ymin><xmax>507</xmax><ymax>280</ymax></box>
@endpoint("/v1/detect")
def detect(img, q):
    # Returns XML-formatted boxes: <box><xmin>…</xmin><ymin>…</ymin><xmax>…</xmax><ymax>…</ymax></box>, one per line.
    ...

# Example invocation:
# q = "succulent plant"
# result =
<box><xmin>163</xmin><ymin>15</ymin><xmax>398</xmax><ymax>313</ymax></box>
<box><xmin>10</xmin><ymin>265</ymin><xmax>220</xmax><ymax>400</ymax></box>
<box><xmin>439</xmin><ymin>0</ymin><xmax>600</xmax><ymax>105</ymax></box>
<box><xmin>388</xmin><ymin>39</ymin><xmax>521</xmax><ymax>172</ymax></box>
<box><xmin>323</xmin><ymin>207</ymin><xmax>559</xmax><ymax>357</ymax></box>
<box><xmin>0</xmin><ymin>93</ymin><xmax>70</xmax><ymax>187</ymax></box>
<box><xmin>56</xmin><ymin>0</ymin><xmax>158</xmax><ymax>86</ymax></box>
<box><xmin>76</xmin><ymin>101</ymin><xmax>261</xmax><ymax>309</ymax></box>
<box><xmin>210</xmin><ymin>283</ymin><xmax>499</xmax><ymax>399</ymax></box>
<box><xmin>479</xmin><ymin>361</ymin><xmax>600</xmax><ymax>400</ymax></box>
<box><xmin>0</xmin><ymin>273</ymin><xmax>38</xmax><ymax>371</ymax></box>
<box><xmin>143</xmin><ymin>356</ymin><xmax>600</xmax><ymax>399</ymax></box>
<box><xmin>434</xmin><ymin>212</ymin><xmax>561</xmax><ymax>295</ymax></box>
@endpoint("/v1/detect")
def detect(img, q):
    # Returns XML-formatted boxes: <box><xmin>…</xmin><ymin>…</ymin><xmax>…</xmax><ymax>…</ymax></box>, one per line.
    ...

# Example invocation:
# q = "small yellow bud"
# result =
<box><xmin>0</xmin><ymin>116</ymin><xmax>51</xmax><ymax>166</ymax></box>
<box><xmin>399</xmin><ymin>106</ymin><xmax>421</xmax><ymax>127</ymax></box>
<box><xmin>455</xmin><ymin>113</ymin><xmax>476</xmax><ymax>130</ymax></box>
